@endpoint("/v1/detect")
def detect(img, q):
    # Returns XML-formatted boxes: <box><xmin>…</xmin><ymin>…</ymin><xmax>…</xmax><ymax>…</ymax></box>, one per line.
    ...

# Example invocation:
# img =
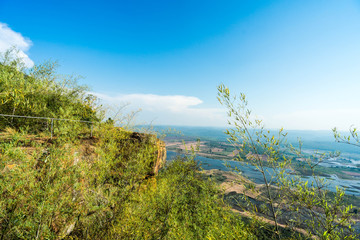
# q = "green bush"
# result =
<box><xmin>0</xmin><ymin>49</ymin><xmax>98</xmax><ymax>135</ymax></box>
<box><xmin>0</xmin><ymin>132</ymin><xmax>84</xmax><ymax>239</ymax></box>
<box><xmin>0</xmin><ymin>126</ymin><xmax>254</xmax><ymax>239</ymax></box>
<box><xmin>110</xmin><ymin>157</ymin><xmax>254</xmax><ymax>239</ymax></box>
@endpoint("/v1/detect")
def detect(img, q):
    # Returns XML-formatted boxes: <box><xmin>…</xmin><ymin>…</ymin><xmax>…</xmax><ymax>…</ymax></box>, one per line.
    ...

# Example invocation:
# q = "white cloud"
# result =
<box><xmin>91</xmin><ymin>92</ymin><xmax>227</xmax><ymax>126</ymax></box>
<box><xmin>0</xmin><ymin>22</ymin><xmax>34</xmax><ymax>68</ymax></box>
<box><xmin>92</xmin><ymin>92</ymin><xmax>360</xmax><ymax>130</ymax></box>
<box><xmin>269</xmin><ymin>109</ymin><xmax>360</xmax><ymax>130</ymax></box>
<box><xmin>94</xmin><ymin>93</ymin><xmax>202</xmax><ymax>111</ymax></box>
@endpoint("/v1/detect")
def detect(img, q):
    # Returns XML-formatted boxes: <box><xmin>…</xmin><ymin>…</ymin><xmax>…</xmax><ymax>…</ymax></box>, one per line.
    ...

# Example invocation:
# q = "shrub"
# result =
<box><xmin>0</xmin><ymin>49</ymin><xmax>99</xmax><ymax>135</ymax></box>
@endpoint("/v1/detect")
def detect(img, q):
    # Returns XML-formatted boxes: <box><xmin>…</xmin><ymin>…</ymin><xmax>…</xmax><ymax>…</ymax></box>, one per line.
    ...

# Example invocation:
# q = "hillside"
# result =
<box><xmin>1</xmin><ymin>55</ymin><xmax>358</xmax><ymax>239</ymax></box>
<box><xmin>0</xmin><ymin>57</ymin><xmax>255</xmax><ymax>239</ymax></box>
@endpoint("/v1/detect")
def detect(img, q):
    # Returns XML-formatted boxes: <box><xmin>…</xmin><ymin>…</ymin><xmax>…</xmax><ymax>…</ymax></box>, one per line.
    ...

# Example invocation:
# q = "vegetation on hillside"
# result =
<box><xmin>0</xmin><ymin>50</ymin><xmax>98</xmax><ymax>137</ymax></box>
<box><xmin>0</xmin><ymin>51</ymin><xmax>255</xmax><ymax>239</ymax></box>
<box><xmin>1</xmin><ymin>50</ymin><xmax>358</xmax><ymax>239</ymax></box>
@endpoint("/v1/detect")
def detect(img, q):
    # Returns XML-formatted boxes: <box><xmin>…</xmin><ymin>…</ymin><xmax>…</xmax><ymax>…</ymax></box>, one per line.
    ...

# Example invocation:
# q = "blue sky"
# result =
<box><xmin>1</xmin><ymin>0</ymin><xmax>360</xmax><ymax>130</ymax></box>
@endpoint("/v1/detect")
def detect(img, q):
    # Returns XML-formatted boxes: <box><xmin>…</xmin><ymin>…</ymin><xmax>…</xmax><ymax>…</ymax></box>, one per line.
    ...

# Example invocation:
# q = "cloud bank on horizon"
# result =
<box><xmin>92</xmin><ymin>92</ymin><xmax>227</xmax><ymax>126</ymax></box>
<box><xmin>92</xmin><ymin>91</ymin><xmax>360</xmax><ymax>130</ymax></box>
<box><xmin>271</xmin><ymin>109</ymin><xmax>360</xmax><ymax>131</ymax></box>
<box><xmin>0</xmin><ymin>22</ymin><xmax>34</xmax><ymax>68</ymax></box>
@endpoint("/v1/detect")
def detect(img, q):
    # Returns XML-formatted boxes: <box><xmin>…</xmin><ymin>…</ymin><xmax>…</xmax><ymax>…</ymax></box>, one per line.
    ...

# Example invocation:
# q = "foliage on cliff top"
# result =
<box><xmin>0</xmin><ymin>126</ymin><xmax>256</xmax><ymax>239</ymax></box>
<box><xmin>0</xmin><ymin>51</ymin><xmax>255</xmax><ymax>239</ymax></box>
<box><xmin>0</xmin><ymin>49</ymin><xmax>99</xmax><ymax>133</ymax></box>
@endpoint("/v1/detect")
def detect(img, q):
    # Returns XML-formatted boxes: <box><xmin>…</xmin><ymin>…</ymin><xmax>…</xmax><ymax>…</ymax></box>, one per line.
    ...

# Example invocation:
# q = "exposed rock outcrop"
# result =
<box><xmin>127</xmin><ymin>131</ymin><xmax>166</xmax><ymax>175</ymax></box>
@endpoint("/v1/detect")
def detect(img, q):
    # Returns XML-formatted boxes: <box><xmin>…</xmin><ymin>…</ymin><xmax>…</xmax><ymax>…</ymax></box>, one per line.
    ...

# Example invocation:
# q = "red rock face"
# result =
<box><xmin>154</xmin><ymin>139</ymin><xmax>166</xmax><ymax>174</ymax></box>
<box><xmin>128</xmin><ymin>131</ymin><xmax>166</xmax><ymax>175</ymax></box>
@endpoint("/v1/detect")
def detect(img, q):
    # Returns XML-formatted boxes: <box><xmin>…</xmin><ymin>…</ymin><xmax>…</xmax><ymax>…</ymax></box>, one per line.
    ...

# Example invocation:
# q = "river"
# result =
<box><xmin>167</xmin><ymin>151</ymin><xmax>360</xmax><ymax>196</ymax></box>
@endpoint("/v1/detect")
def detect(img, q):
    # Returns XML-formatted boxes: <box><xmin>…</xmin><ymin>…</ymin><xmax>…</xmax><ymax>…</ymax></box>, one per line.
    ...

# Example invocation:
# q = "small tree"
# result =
<box><xmin>217</xmin><ymin>84</ymin><xmax>357</xmax><ymax>239</ymax></box>
<box><xmin>333</xmin><ymin>126</ymin><xmax>360</xmax><ymax>148</ymax></box>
